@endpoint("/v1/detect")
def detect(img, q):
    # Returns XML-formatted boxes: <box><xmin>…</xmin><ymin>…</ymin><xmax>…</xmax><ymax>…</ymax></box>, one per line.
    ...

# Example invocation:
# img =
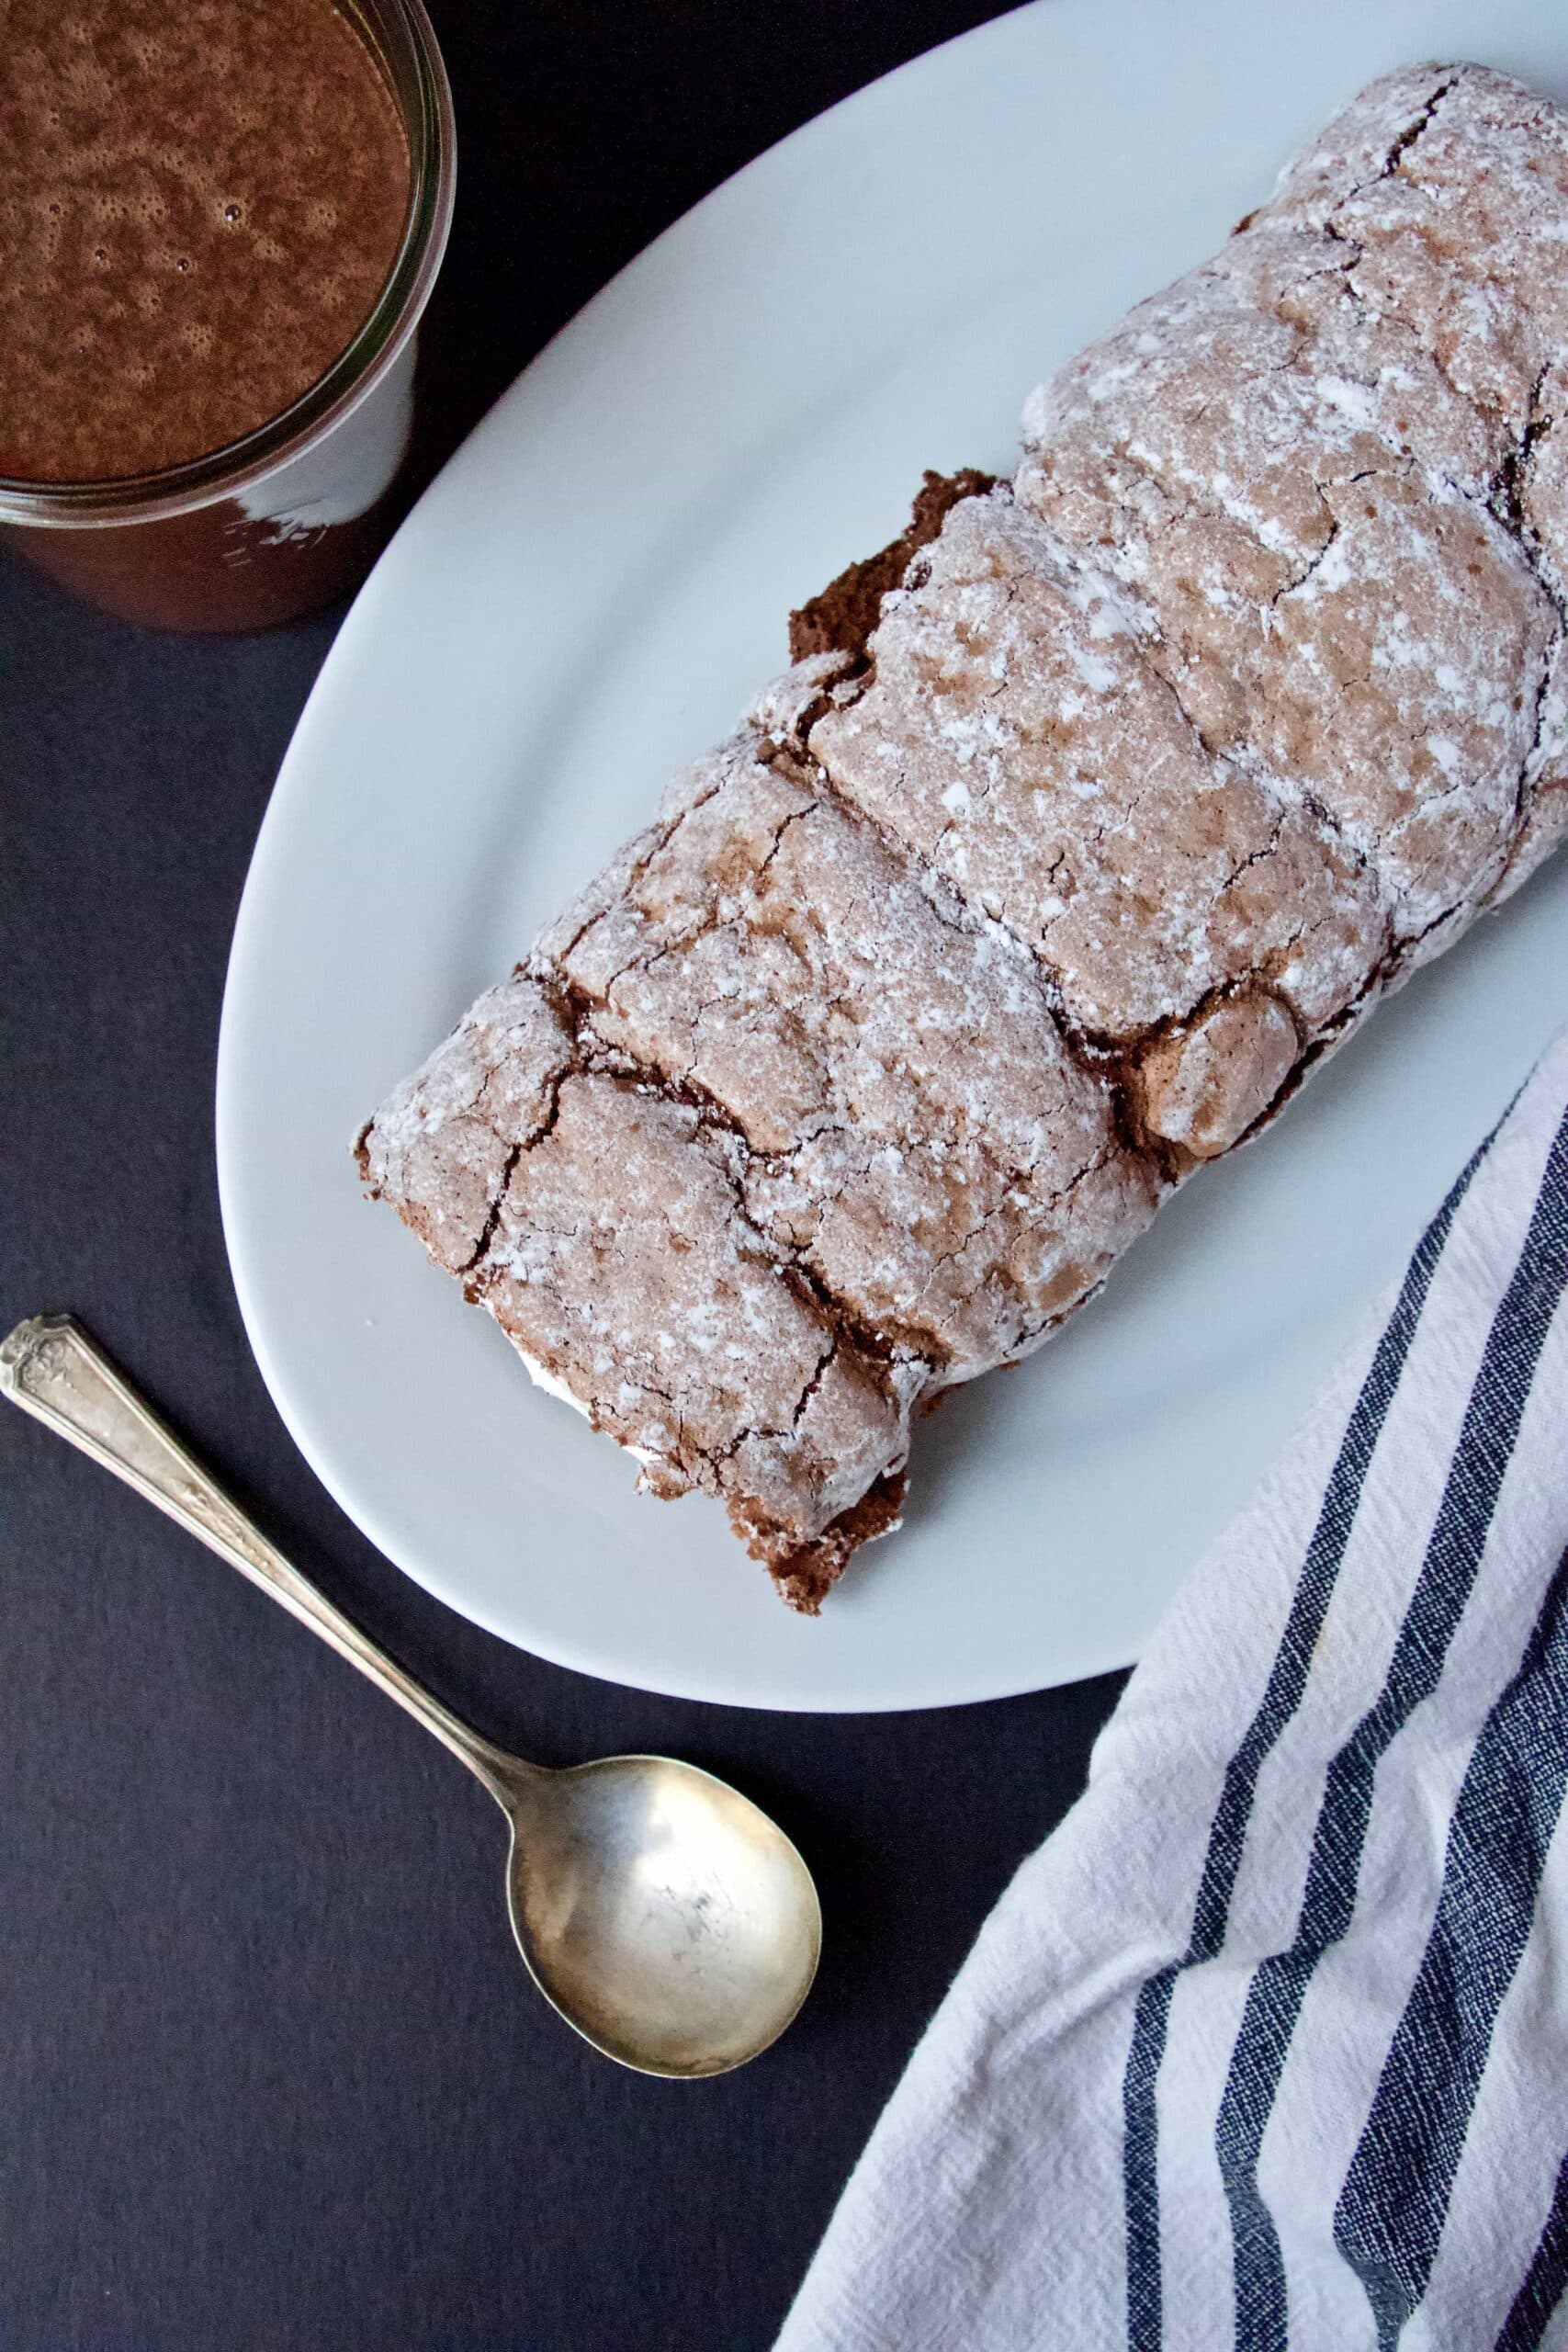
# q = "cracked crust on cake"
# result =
<box><xmin>360</xmin><ymin>63</ymin><xmax>1568</xmax><ymax>1609</ymax></box>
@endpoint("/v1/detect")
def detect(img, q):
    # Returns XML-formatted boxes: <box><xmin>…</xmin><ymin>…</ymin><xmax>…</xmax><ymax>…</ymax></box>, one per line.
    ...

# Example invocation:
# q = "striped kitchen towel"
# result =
<box><xmin>778</xmin><ymin>1026</ymin><xmax>1568</xmax><ymax>2352</ymax></box>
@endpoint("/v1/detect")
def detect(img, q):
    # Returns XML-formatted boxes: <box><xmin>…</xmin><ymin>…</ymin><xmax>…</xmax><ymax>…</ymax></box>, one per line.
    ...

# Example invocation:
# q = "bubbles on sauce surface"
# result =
<box><xmin>0</xmin><ymin>0</ymin><xmax>412</xmax><ymax>481</ymax></box>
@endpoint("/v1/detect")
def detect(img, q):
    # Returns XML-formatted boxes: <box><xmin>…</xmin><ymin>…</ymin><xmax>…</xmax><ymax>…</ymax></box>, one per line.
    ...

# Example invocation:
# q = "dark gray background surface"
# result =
<box><xmin>0</xmin><ymin>7</ymin><xmax>1126</xmax><ymax>2346</ymax></box>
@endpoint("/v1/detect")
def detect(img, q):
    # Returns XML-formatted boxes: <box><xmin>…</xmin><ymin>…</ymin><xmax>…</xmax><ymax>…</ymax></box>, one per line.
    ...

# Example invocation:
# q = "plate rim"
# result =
<box><xmin>217</xmin><ymin>0</ymin><xmax>1568</xmax><ymax>1712</ymax></box>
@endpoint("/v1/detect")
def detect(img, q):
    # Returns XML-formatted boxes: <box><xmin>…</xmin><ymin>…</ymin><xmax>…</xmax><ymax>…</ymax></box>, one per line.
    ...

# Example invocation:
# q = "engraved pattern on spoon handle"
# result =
<box><xmin>3</xmin><ymin>1313</ymin><xmax>300</xmax><ymax>1577</ymax></box>
<box><xmin>0</xmin><ymin>1314</ymin><xmax>524</xmax><ymax>1799</ymax></box>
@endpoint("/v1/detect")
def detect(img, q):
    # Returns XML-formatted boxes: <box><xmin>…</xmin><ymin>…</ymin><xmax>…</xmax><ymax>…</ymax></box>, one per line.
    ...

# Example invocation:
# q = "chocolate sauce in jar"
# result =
<box><xmin>0</xmin><ymin>0</ymin><xmax>450</xmax><ymax>631</ymax></box>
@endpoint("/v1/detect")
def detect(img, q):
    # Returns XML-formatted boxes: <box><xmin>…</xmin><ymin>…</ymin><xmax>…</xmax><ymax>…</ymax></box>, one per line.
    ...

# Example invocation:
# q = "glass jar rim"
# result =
<box><xmin>0</xmin><ymin>0</ymin><xmax>456</xmax><ymax>531</ymax></box>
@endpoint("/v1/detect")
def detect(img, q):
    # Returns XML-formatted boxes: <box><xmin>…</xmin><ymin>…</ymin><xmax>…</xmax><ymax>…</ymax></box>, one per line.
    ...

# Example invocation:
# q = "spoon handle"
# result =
<box><xmin>0</xmin><ymin>1313</ymin><xmax>524</xmax><ymax>1801</ymax></box>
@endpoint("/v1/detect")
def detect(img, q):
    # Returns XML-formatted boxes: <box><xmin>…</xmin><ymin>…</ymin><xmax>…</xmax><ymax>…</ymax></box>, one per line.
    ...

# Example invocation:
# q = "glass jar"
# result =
<box><xmin>0</xmin><ymin>0</ymin><xmax>456</xmax><ymax>633</ymax></box>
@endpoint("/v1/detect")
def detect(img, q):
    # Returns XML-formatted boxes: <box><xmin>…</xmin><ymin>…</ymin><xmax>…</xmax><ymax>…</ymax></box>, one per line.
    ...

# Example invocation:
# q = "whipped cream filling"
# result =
<box><xmin>512</xmin><ymin>1341</ymin><xmax>657</xmax><ymax>1466</ymax></box>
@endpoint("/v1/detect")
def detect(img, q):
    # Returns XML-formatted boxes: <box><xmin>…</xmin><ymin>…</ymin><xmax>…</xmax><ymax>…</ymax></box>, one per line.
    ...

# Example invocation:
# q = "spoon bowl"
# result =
<box><xmin>501</xmin><ymin>1755</ymin><xmax>821</xmax><ymax>2075</ymax></box>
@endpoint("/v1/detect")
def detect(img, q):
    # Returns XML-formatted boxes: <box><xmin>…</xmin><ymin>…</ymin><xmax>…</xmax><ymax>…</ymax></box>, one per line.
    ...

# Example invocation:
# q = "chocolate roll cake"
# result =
<box><xmin>360</xmin><ymin>63</ymin><xmax>1568</xmax><ymax>1609</ymax></box>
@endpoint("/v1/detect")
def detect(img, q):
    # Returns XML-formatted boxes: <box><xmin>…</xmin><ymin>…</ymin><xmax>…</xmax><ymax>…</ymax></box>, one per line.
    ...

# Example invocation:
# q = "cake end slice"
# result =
<box><xmin>357</xmin><ymin>978</ymin><xmax>926</xmax><ymax>1611</ymax></box>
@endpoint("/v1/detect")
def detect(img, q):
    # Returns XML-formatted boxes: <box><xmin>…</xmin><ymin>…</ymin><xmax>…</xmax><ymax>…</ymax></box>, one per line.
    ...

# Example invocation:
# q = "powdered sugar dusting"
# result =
<box><xmin>362</xmin><ymin>62</ymin><xmax>1568</xmax><ymax>1608</ymax></box>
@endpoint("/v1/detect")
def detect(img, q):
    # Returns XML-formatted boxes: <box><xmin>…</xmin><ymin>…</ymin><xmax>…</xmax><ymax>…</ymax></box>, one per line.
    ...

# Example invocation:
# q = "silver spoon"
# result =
<box><xmin>1</xmin><ymin>1314</ymin><xmax>821</xmax><ymax>2078</ymax></box>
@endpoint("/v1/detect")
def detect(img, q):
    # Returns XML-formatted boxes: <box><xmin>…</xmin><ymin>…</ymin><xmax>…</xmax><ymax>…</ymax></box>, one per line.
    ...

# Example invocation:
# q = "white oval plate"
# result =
<box><xmin>218</xmin><ymin>0</ymin><xmax>1568</xmax><ymax>1712</ymax></box>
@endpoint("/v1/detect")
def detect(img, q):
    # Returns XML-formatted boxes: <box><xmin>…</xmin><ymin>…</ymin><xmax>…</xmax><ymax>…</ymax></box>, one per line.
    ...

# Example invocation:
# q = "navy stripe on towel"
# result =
<box><xmin>1122</xmin><ymin>1141</ymin><xmax>1486</xmax><ymax>2351</ymax></box>
<box><xmin>1334</xmin><ymin>1548</ymin><xmax>1568</xmax><ymax>2348</ymax></box>
<box><xmin>1496</xmin><ymin>2143</ymin><xmax>1568</xmax><ymax>2352</ymax></box>
<box><xmin>1215</xmin><ymin>1110</ymin><xmax>1568</xmax><ymax>2352</ymax></box>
